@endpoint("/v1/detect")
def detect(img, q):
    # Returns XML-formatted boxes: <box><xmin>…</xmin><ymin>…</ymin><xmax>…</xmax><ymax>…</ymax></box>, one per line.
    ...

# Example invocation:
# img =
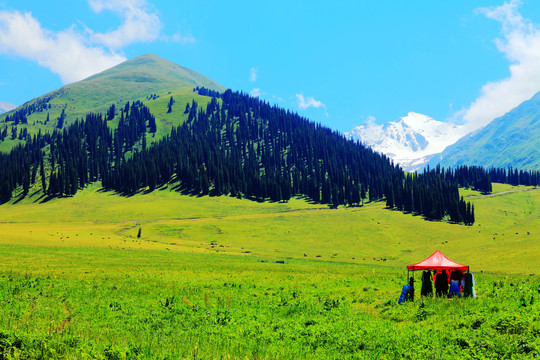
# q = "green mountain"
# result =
<box><xmin>428</xmin><ymin>92</ymin><xmax>540</xmax><ymax>170</ymax></box>
<box><xmin>0</xmin><ymin>53</ymin><xmax>480</xmax><ymax>225</ymax></box>
<box><xmin>0</xmin><ymin>54</ymin><xmax>225</xmax><ymax>131</ymax></box>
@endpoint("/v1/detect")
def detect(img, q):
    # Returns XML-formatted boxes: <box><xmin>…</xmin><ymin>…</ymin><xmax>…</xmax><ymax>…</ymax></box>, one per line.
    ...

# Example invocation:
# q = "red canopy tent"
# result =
<box><xmin>407</xmin><ymin>250</ymin><xmax>469</xmax><ymax>271</ymax></box>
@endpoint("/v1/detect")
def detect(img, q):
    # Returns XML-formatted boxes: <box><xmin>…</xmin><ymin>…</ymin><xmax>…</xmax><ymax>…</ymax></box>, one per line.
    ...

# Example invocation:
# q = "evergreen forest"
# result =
<box><xmin>1</xmin><ymin>89</ymin><xmax>539</xmax><ymax>225</ymax></box>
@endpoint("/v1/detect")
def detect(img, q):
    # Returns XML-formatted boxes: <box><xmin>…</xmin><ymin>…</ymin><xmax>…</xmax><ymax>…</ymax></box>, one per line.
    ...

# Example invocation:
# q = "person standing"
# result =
<box><xmin>435</xmin><ymin>270</ymin><xmax>448</xmax><ymax>297</ymax></box>
<box><xmin>398</xmin><ymin>277</ymin><xmax>415</xmax><ymax>304</ymax></box>
<box><xmin>449</xmin><ymin>270</ymin><xmax>462</xmax><ymax>298</ymax></box>
<box><xmin>463</xmin><ymin>272</ymin><xmax>476</xmax><ymax>298</ymax></box>
<box><xmin>421</xmin><ymin>270</ymin><xmax>433</xmax><ymax>297</ymax></box>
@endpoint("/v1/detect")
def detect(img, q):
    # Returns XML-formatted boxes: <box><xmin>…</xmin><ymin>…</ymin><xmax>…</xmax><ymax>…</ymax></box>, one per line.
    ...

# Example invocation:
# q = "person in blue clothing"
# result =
<box><xmin>398</xmin><ymin>277</ymin><xmax>415</xmax><ymax>304</ymax></box>
<box><xmin>448</xmin><ymin>270</ymin><xmax>462</xmax><ymax>298</ymax></box>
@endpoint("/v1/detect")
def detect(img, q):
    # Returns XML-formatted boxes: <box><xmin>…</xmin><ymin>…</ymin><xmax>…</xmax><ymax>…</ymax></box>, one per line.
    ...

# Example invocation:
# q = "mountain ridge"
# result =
<box><xmin>0</xmin><ymin>54</ymin><xmax>225</xmax><ymax>127</ymax></box>
<box><xmin>427</xmin><ymin>92</ymin><xmax>540</xmax><ymax>170</ymax></box>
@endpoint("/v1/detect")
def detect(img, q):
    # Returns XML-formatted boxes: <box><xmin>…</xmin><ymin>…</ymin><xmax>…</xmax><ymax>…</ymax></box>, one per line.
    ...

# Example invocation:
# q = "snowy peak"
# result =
<box><xmin>346</xmin><ymin>112</ymin><xmax>467</xmax><ymax>171</ymax></box>
<box><xmin>0</xmin><ymin>102</ymin><xmax>16</xmax><ymax>114</ymax></box>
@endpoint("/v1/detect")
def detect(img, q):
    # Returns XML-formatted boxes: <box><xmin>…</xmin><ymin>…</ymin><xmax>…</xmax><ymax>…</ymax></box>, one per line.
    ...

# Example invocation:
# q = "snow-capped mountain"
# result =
<box><xmin>0</xmin><ymin>101</ymin><xmax>16</xmax><ymax>114</ymax></box>
<box><xmin>346</xmin><ymin>112</ymin><xmax>467</xmax><ymax>172</ymax></box>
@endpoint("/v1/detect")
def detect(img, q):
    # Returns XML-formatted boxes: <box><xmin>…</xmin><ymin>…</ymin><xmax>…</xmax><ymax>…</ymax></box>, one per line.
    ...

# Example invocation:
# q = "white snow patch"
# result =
<box><xmin>346</xmin><ymin>112</ymin><xmax>468</xmax><ymax>171</ymax></box>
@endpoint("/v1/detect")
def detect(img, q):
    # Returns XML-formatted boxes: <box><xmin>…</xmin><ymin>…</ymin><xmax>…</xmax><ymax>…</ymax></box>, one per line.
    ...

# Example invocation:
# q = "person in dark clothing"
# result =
<box><xmin>421</xmin><ymin>270</ymin><xmax>433</xmax><ymax>297</ymax></box>
<box><xmin>435</xmin><ymin>270</ymin><xmax>449</xmax><ymax>297</ymax></box>
<box><xmin>463</xmin><ymin>272</ymin><xmax>475</xmax><ymax>298</ymax></box>
<box><xmin>406</xmin><ymin>277</ymin><xmax>415</xmax><ymax>301</ymax></box>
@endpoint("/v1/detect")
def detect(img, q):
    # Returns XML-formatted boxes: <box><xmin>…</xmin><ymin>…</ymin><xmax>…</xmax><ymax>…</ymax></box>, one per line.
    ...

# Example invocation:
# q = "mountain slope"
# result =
<box><xmin>0</xmin><ymin>54</ymin><xmax>477</xmax><ymax>225</ymax></box>
<box><xmin>0</xmin><ymin>54</ymin><xmax>225</xmax><ymax>127</ymax></box>
<box><xmin>0</xmin><ymin>102</ymin><xmax>16</xmax><ymax>114</ymax></box>
<box><xmin>428</xmin><ymin>92</ymin><xmax>540</xmax><ymax>170</ymax></box>
<box><xmin>346</xmin><ymin>112</ymin><xmax>466</xmax><ymax>171</ymax></box>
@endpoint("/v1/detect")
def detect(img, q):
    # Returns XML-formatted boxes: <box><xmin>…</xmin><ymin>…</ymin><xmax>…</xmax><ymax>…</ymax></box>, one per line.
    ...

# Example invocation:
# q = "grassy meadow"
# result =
<box><xmin>0</xmin><ymin>184</ymin><xmax>539</xmax><ymax>358</ymax></box>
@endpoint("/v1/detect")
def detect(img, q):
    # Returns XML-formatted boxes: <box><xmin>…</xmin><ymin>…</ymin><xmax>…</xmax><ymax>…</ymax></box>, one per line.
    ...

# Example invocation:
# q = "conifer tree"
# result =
<box><xmin>40</xmin><ymin>157</ymin><xmax>46</xmax><ymax>191</ymax></box>
<box><xmin>167</xmin><ymin>96</ymin><xmax>174</xmax><ymax>113</ymax></box>
<box><xmin>107</xmin><ymin>104</ymin><xmax>116</xmax><ymax>120</ymax></box>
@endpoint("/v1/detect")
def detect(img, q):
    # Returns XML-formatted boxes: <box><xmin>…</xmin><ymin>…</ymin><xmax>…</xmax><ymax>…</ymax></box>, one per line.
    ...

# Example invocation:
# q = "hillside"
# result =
<box><xmin>0</xmin><ymin>54</ymin><xmax>225</xmax><ymax>148</ymax></box>
<box><xmin>0</xmin><ymin>87</ymin><xmax>478</xmax><ymax>226</ymax></box>
<box><xmin>428</xmin><ymin>91</ymin><xmax>540</xmax><ymax>170</ymax></box>
<box><xmin>1</xmin><ymin>182</ymin><xmax>537</xmax><ymax>273</ymax></box>
<box><xmin>0</xmin><ymin>54</ymin><xmax>480</xmax><ymax>225</ymax></box>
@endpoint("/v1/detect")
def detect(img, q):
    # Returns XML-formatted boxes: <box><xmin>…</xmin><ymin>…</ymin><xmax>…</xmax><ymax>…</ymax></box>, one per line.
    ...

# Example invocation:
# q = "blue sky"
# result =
<box><xmin>1</xmin><ymin>0</ymin><xmax>540</xmax><ymax>133</ymax></box>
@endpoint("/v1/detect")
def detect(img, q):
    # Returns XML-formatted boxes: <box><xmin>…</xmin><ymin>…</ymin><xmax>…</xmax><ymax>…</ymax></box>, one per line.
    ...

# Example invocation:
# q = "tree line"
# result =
<box><xmin>0</xmin><ymin>101</ymin><xmax>152</xmax><ymax>201</ymax></box>
<box><xmin>4</xmin><ymin>88</ymin><xmax>538</xmax><ymax>225</ymax></box>
<box><xmin>103</xmin><ymin>89</ymin><xmax>478</xmax><ymax>225</ymax></box>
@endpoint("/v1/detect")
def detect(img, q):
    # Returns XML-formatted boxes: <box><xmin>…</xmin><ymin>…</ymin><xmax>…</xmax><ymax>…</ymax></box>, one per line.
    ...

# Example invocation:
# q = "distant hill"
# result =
<box><xmin>346</xmin><ymin>112</ymin><xmax>466</xmax><ymax>172</ymax></box>
<box><xmin>428</xmin><ymin>92</ymin><xmax>540</xmax><ymax>170</ymax></box>
<box><xmin>0</xmin><ymin>54</ymin><xmax>225</xmax><ymax>128</ymax></box>
<box><xmin>0</xmin><ymin>101</ymin><xmax>16</xmax><ymax>114</ymax></box>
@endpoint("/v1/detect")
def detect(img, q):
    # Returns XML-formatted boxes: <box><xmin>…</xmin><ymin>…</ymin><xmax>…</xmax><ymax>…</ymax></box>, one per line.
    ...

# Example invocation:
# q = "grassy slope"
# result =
<box><xmin>1</xmin><ymin>183</ymin><xmax>538</xmax><ymax>274</ymax></box>
<box><xmin>0</xmin><ymin>185</ymin><xmax>539</xmax><ymax>358</ymax></box>
<box><xmin>431</xmin><ymin>92</ymin><xmax>540</xmax><ymax>170</ymax></box>
<box><xmin>0</xmin><ymin>54</ymin><xmax>224</xmax><ymax>152</ymax></box>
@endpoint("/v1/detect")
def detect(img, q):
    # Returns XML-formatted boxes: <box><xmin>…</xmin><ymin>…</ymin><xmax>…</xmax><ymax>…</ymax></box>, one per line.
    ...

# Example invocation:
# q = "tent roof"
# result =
<box><xmin>407</xmin><ymin>250</ymin><xmax>469</xmax><ymax>271</ymax></box>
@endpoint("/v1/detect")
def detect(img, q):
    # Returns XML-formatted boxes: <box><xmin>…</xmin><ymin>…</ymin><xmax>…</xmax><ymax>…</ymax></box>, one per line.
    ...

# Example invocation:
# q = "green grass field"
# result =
<box><xmin>0</xmin><ymin>184</ymin><xmax>539</xmax><ymax>358</ymax></box>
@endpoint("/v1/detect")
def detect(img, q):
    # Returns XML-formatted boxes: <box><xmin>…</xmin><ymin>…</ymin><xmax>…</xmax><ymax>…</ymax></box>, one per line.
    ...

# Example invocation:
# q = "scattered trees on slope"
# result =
<box><xmin>8</xmin><ymin>90</ymin><xmax>539</xmax><ymax>226</ymax></box>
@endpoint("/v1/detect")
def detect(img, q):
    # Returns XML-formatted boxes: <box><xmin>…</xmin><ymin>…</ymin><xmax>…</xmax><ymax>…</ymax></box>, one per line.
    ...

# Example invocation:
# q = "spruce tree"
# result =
<box><xmin>40</xmin><ymin>157</ymin><xmax>46</xmax><ymax>192</ymax></box>
<box><xmin>167</xmin><ymin>96</ymin><xmax>174</xmax><ymax>113</ymax></box>
<box><xmin>107</xmin><ymin>104</ymin><xmax>116</xmax><ymax>120</ymax></box>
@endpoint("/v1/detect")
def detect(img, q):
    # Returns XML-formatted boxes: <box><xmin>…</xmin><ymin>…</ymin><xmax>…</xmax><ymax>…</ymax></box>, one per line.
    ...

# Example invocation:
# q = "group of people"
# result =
<box><xmin>399</xmin><ymin>268</ymin><xmax>476</xmax><ymax>304</ymax></box>
<box><xmin>423</xmin><ymin>269</ymin><xmax>475</xmax><ymax>298</ymax></box>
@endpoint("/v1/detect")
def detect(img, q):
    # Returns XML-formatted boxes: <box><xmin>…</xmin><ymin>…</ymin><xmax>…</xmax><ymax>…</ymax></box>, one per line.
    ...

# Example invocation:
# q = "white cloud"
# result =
<box><xmin>0</xmin><ymin>10</ymin><xmax>125</xmax><ymax>83</ymax></box>
<box><xmin>0</xmin><ymin>0</ymin><xmax>193</xmax><ymax>85</ymax></box>
<box><xmin>250</xmin><ymin>88</ymin><xmax>262</xmax><ymax>98</ymax></box>
<box><xmin>296</xmin><ymin>93</ymin><xmax>325</xmax><ymax>109</ymax></box>
<box><xmin>345</xmin><ymin>115</ymin><xmax>383</xmax><ymax>143</ymax></box>
<box><xmin>460</xmin><ymin>0</ymin><xmax>540</xmax><ymax>131</ymax></box>
<box><xmin>88</xmin><ymin>0</ymin><xmax>162</xmax><ymax>48</ymax></box>
<box><xmin>250</xmin><ymin>67</ymin><xmax>257</xmax><ymax>82</ymax></box>
<box><xmin>170</xmin><ymin>32</ymin><xmax>196</xmax><ymax>44</ymax></box>
<box><xmin>296</xmin><ymin>93</ymin><xmax>328</xmax><ymax>117</ymax></box>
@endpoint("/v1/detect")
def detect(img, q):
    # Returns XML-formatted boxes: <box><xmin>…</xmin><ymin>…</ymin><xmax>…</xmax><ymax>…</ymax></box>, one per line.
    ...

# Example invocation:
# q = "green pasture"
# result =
<box><xmin>0</xmin><ymin>184</ymin><xmax>539</xmax><ymax>358</ymax></box>
<box><xmin>2</xmin><ymin>183</ymin><xmax>538</xmax><ymax>273</ymax></box>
